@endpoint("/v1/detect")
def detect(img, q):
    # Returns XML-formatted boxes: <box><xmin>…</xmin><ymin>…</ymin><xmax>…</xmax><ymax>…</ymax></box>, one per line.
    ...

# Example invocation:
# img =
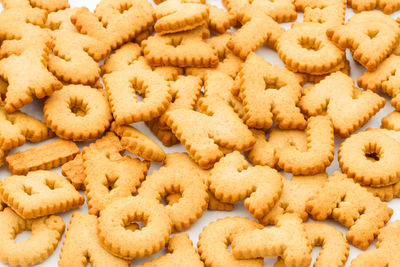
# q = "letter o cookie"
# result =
<box><xmin>44</xmin><ymin>84</ymin><xmax>112</xmax><ymax>141</ymax></box>
<box><xmin>98</xmin><ymin>197</ymin><xmax>172</xmax><ymax>260</ymax></box>
<box><xmin>339</xmin><ymin>130</ymin><xmax>400</xmax><ymax>187</ymax></box>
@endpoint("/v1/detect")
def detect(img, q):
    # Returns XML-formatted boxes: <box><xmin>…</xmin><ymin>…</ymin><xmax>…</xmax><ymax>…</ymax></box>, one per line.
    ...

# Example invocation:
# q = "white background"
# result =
<box><xmin>1</xmin><ymin>0</ymin><xmax>400</xmax><ymax>266</ymax></box>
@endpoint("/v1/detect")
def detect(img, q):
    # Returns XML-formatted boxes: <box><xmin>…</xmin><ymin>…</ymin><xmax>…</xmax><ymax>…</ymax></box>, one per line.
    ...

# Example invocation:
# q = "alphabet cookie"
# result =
<box><xmin>44</xmin><ymin>84</ymin><xmax>112</xmax><ymax>141</ymax></box>
<box><xmin>295</xmin><ymin>0</ymin><xmax>346</xmax><ymax>27</ymax></box>
<box><xmin>327</xmin><ymin>11</ymin><xmax>400</xmax><ymax>71</ymax></box>
<box><xmin>247</xmin><ymin>116</ymin><xmax>334</xmax><ymax>175</ymax></box>
<box><xmin>350</xmin><ymin>220</ymin><xmax>400</xmax><ymax>266</ymax></box>
<box><xmin>198</xmin><ymin>217</ymin><xmax>264</xmax><ymax>267</ymax></box>
<box><xmin>348</xmin><ymin>0</ymin><xmax>400</xmax><ymax>14</ymax></box>
<box><xmin>260</xmin><ymin>173</ymin><xmax>328</xmax><ymax>225</ymax></box>
<box><xmin>58</xmin><ymin>212</ymin><xmax>130</xmax><ymax>267</ymax></box>
<box><xmin>1</xmin><ymin>0</ymin><xmax>69</xmax><ymax>12</ymax></box>
<box><xmin>231</xmin><ymin>213</ymin><xmax>312</xmax><ymax>267</ymax></box>
<box><xmin>0</xmin><ymin>170</ymin><xmax>84</xmax><ymax>219</ymax></box>
<box><xmin>227</xmin><ymin>7</ymin><xmax>285</xmax><ymax>59</ymax></box>
<box><xmin>97</xmin><ymin>197</ymin><xmax>172</xmax><ymax>260</ymax></box>
<box><xmin>154</xmin><ymin>0</ymin><xmax>209</xmax><ymax>34</ymax></box>
<box><xmin>0</xmin><ymin>208</ymin><xmax>65</xmax><ymax>267</ymax></box>
<box><xmin>358</xmin><ymin>54</ymin><xmax>400</xmax><ymax>111</ymax></box>
<box><xmin>138</xmin><ymin>153</ymin><xmax>209</xmax><ymax>232</ymax></box>
<box><xmin>237</xmin><ymin>53</ymin><xmax>306</xmax><ymax>130</ymax></box>
<box><xmin>208</xmin><ymin>151</ymin><xmax>283</xmax><ymax>220</ymax></box>
<box><xmin>275</xmin><ymin>223</ymin><xmax>349</xmax><ymax>267</ymax></box>
<box><xmin>165</xmin><ymin>71</ymin><xmax>255</xmax><ymax>169</ymax></box>
<box><xmin>300</xmin><ymin>72</ymin><xmax>385</xmax><ymax>138</ymax></box>
<box><xmin>382</xmin><ymin>111</ymin><xmax>400</xmax><ymax>131</ymax></box>
<box><xmin>277</xmin><ymin>22</ymin><xmax>345</xmax><ymax>75</ymax></box>
<box><xmin>6</xmin><ymin>139</ymin><xmax>80</xmax><ymax>175</ymax></box>
<box><xmin>306</xmin><ymin>171</ymin><xmax>393</xmax><ymax>249</ymax></box>
<box><xmin>83</xmin><ymin>132</ymin><xmax>149</xmax><ymax>215</ymax></box>
<box><xmin>142</xmin><ymin>26</ymin><xmax>219</xmax><ymax>67</ymax></box>
<box><xmin>339</xmin><ymin>129</ymin><xmax>400</xmax><ymax>187</ymax></box>
<box><xmin>139</xmin><ymin>233</ymin><xmax>203</xmax><ymax>267</ymax></box>
<box><xmin>0</xmin><ymin>8</ymin><xmax>63</xmax><ymax>113</ymax></box>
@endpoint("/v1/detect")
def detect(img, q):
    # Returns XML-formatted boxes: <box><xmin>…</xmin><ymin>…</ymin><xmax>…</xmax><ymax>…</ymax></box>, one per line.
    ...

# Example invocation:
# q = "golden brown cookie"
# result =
<box><xmin>300</xmin><ymin>72</ymin><xmax>385</xmax><ymax>138</ymax></box>
<box><xmin>0</xmin><ymin>208</ymin><xmax>65</xmax><ymax>267</ymax></box>
<box><xmin>198</xmin><ymin>217</ymin><xmax>264</xmax><ymax>267</ymax></box>
<box><xmin>58</xmin><ymin>212</ymin><xmax>130</xmax><ymax>267</ymax></box>
<box><xmin>0</xmin><ymin>170</ymin><xmax>84</xmax><ymax>219</ymax></box>
<box><xmin>306</xmin><ymin>171</ymin><xmax>393</xmax><ymax>249</ymax></box>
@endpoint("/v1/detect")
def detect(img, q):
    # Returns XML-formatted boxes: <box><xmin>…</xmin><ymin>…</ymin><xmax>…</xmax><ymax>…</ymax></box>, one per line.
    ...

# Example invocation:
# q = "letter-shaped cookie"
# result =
<box><xmin>327</xmin><ymin>11</ymin><xmax>400</xmax><ymax>71</ymax></box>
<box><xmin>165</xmin><ymin>71</ymin><xmax>255</xmax><ymax>169</ymax></box>
<box><xmin>248</xmin><ymin>116</ymin><xmax>334</xmax><ymax>175</ymax></box>
<box><xmin>232</xmin><ymin>213</ymin><xmax>312</xmax><ymax>267</ymax></box>
<box><xmin>227</xmin><ymin>7</ymin><xmax>285</xmax><ymax>59</ymax></box>
<box><xmin>358</xmin><ymin>54</ymin><xmax>400</xmax><ymax>111</ymax></box>
<box><xmin>0</xmin><ymin>106</ymin><xmax>25</xmax><ymax>151</ymax></box>
<box><xmin>339</xmin><ymin>129</ymin><xmax>400</xmax><ymax>187</ymax></box>
<box><xmin>198</xmin><ymin>217</ymin><xmax>264</xmax><ymax>267</ymax></box>
<box><xmin>186</xmin><ymin>33</ymin><xmax>243</xmax><ymax>79</ymax></box>
<box><xmin>382</xmin><ymin>111</ymin><xmax>400</xmax><ymax>131</ymax></box>
<box><xmin>142</xmin><ymin>26</ymin><xmax>219</xmax><ymax>68</ymax></box>
<box><xmin>5</xmin><ymin>139</ymin><xmax>80</xmax><ymax>175</ymax></box>
<box><xmin>208</xmin><ymin>151</ymin><xmax>283</xmax><ymax>220</ymax></box>
<box><xmin>0</xmin><ymin>8</ymin><xmax>62</xmax><ymax>113</ymax></box>
<box><xmin>2</xmin><ymin>0</ymin><xmax>70</xmax><ymax>12</ymax></box>
<box><xmin>71</xmin><ymin>0</ymin><xmax>154</xmax><ymax>50</ymax></box>
<box><xmin>300</xmin><ymin>72</ymin><xmax>385</xmax><ymax>138</ymax></box>
<box><xmin>275</xmin><ymin>222</ymin><xmax>349</xmax><ymax>267</ymax></box>
<box><xmin>44</xmin><ymin>84</ymin><xmax>112</xmax><ymax>141</ymax></box>
<box><xmin>261</xmin><ymin>173</ymin><xmax>328</xmax><ymax>225</ymax></box>
<box><xmin>347</xmin><ymin>0</ymin><xmax>400</xmax><ymax>14</ymax></box>
<box><xmin>83</xmin><ymin>132</ymin><xmax>149</xmax><ymax>215</ymax></box>
<box><xmin>103</xmin><ymin>57</ymin><xmax>172</xmax><ymax>125</ymax></box>
<box><xmin>207</xmin><ymin>4</ymin><xmax>236</xmax><ymax>34</ymax></box>
<box><xmin>277</xmin><ymin>22</ymin><xmax>345</xmax><ymax>75</ymax></box>
<box><xmin>238</xmin><ymin>53</ymin><xmax>306</xmax><ymax>130</ymax></box>
<box><xmin>224</xmin><ymin>0</ymin><xmax>296</xmax><ymax>23</ymax></box>
<box><xmin>154</xmin><ymin>0</ymin><xmax>209</xmax><ymax>34</ymax></box>
<box><xmin>47</xmin><ymin>8</ymin><xmax>110</xmax><ymax>85</ymax></box>
<box><xmin>139</xmin><ymin>233</ymin><xmax>203</xmax><ymax>267</ymax></box>
<box><xmin>58</xmin><ymin>212</ymin><xmax>130</xmax><ymax>267</ymax></box>
<box><xmin>97</xmin><ymin>197</ymin><xmax>172</xmax><ymax>260</ymax></box>
<box><xmin>350</xmin><ymin>220</ymin><xmax>400</xmax><ymax>266</ymax></box>
<box><xmin>0</xmin><ymin>170</ymin><xmax>84</xmax><ymax>219</ymax></box>
<box><xmin>0</xmin><ymin>208</ymin><xmax>65</xmax><ymax>267</ymax></box>
<box><xmin>306</xmin><ymin>171</ymin><xmax>393</xmax><ymax>249</ymax></box>
<box><xmin>295</xmin><ymin>0</ymin><xmax>346</xmax><ymax>27</ymax></box>
<box><xmin>138</xmin><ymin>153</ymin><xmax>209</xmax><ymax>232</ymax></box>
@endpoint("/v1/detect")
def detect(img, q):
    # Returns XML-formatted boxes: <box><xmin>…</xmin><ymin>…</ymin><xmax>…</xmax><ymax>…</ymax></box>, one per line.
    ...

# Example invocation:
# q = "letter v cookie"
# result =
<box><xmin>238</xmin><ymin>53</ymin><xmax>306</xmax><ymax>130</ymax></box>
<box><xmin>208</xmin><ymin>151</ymin><xmax>283</xmax><ymax>220</ymax></box>
<box><xmin>350</xmin><ymin>220</ymin><xmax>400</xmax><ymax>266</ymax></box>
<box><xmin>83</xmin><ymin>132</ymin><xmax>149</xmax><ymax>215</ymax></box>
<box><xmin>58</xmin><ymin>212</ymin><xmax>130</xmax><ymax>267</ymax></box>
<box><xmin>0</xmin><ymin>170</ymin><xmax>84</xmax><ymax>219</ymax></box>
<box><xmin>327</xmin><ymin>11</ymin><xmax>400</xmax><ymax>71</ymax></box>
<box><xmin>232</xmin><ymin>213</ymin><xmax>312</xmax><ymax>267</ymax></box>
<box><xmin>306</xmin><ymin>171</ymin><xmax>393</xmax><ymax>249</ymax></box>
<box><xmin>139</xmin><ymin>233</ymin><xmax>203</xmax><ymax>267</ymax></box>
<box><xmin>300</xmin><ymin>72</ymin><xmax>385</xmax><ymax>138</ymax></box>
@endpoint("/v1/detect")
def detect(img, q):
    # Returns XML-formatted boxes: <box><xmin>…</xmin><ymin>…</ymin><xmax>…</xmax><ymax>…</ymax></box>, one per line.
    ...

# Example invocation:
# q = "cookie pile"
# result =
<box><xmin>0</xmin><ymin>0</ymin><xmax>400</xmax><ymax>266</ymax></box>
